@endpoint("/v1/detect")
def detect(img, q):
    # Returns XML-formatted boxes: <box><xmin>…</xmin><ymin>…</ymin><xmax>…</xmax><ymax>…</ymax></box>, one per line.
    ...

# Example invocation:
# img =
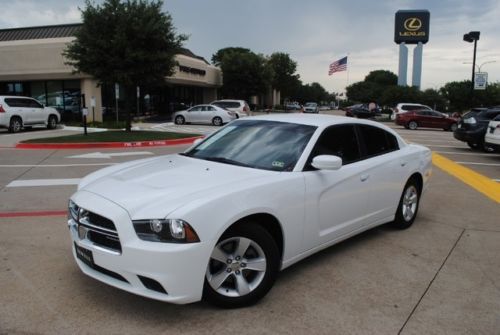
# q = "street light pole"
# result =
<box><xmin>463</xmin><ymin>31</ymin><xmax>480</xmax><ymax>99</ymax></box>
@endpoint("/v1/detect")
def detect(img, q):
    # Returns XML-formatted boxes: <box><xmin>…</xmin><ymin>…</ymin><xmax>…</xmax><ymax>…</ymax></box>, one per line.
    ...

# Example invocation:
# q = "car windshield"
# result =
<box><xmin>182</xmin><ymin>120</ymin><xmax>317</xmax><ymax>171</ymax></box>
<box><xmin>305</xmin><ymin>103</ymin><xmax>317</xmax><ymax>107</ymax></box>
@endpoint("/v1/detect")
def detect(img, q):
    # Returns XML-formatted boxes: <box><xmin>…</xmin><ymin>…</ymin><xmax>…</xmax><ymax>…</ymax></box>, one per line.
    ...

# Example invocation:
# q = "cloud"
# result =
<box><xmin>0</xmin><ymin>1</ymin><xmax>81</xmax><ymax>28</ymax></box>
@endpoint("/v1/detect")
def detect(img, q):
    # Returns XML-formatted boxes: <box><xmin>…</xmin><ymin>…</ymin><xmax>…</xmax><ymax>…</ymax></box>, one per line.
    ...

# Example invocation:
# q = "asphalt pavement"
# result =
<box><xmin>0</xmin><ymin>112</ymin><xmax>499</xmax><ymax>334</ymax></box>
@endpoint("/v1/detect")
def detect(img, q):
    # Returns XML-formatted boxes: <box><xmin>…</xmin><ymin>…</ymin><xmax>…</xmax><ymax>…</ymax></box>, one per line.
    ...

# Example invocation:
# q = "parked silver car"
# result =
<box><xmin>210</xmin><ymin>100</ymin><xmax>250</xmax><ymax>118</ymax></box>
<box><xmin>173</xmin><ymin>104</ymin><xmax>236</xmax><ymax>126</ymax></box>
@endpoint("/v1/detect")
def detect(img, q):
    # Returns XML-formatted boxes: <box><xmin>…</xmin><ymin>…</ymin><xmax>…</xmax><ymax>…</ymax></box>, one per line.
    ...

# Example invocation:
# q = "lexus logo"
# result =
<box><xmin>404</xmin><ymin>18</ymin><xmax>422</xmax><ymax>31</ymax></box>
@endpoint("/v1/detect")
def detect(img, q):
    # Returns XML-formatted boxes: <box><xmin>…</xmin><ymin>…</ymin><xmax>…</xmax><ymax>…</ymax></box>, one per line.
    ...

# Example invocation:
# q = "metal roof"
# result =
<box><xmin>0</xmin><ymin>23</ymin><xmax>82</xmax><ymax>42</ymax></box>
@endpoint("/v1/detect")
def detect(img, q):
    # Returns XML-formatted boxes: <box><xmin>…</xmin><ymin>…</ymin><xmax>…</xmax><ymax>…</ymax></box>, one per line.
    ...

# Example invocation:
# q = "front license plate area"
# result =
<box><xmin>75</xmin><ymin>243</ymin><xmax>94</xmax><ymax>268</ymax></box>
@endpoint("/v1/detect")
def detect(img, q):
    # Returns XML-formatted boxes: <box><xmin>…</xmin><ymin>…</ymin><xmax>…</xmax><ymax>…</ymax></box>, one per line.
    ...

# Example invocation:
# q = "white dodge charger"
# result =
<box><xmin>68</xmin><ymin>114</ymin><xmax>432</xmax><ymax>308</ymax></box>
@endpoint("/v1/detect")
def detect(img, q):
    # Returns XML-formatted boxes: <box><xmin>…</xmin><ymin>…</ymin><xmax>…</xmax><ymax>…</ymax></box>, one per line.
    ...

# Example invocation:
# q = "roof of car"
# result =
<box><xmin>246</xmin><ymin>113</ymin><xmax>385</xmax><ymax>128</ymax></box>
<box><xmin>0</xmin><ymin>95</ymin><xmax>35</xmax><ymax>99</ymax></box>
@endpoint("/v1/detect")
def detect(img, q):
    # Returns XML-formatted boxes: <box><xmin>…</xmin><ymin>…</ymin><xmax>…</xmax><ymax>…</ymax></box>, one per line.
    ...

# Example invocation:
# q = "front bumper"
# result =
<box><xmin>69</xmin><ymin>191</ymin><xmax>213</xmax><ymax>304</ymax></box>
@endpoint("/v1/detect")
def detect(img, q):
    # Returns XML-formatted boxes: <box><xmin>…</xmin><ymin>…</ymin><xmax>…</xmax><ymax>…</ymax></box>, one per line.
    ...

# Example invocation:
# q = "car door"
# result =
<box><xmin>186</xmin><ymin>106</ymin><xmax>201</xmax><ymax>122</ymax></box>
<box><xmin>29</xmin><ymin>98</ymin><xmax>46</xmax><ymax>123</ymax></box>
<box><xmin>356</xmin><ymin>125</ymin><xmax>405</xmax><ymax>223</ymax></box>
<box><xmin>8</xmin><ymin>98</ymin><xmax>34</xmax><ymax>125</ymax></box>
<box><xmin>302</xmin><ymin>124</ymin><xmax>371</xmax><ymax>248</ymax></box>
<box><xmin>203</xmin><ymin>106</ymin><xmax>217</xmax><ymax>124</ymax></box>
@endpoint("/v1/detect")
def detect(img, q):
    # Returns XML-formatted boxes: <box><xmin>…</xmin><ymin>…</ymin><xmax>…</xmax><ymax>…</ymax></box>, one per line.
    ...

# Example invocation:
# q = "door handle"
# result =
<box><xmin>360</xmin><ymin>174</ymin><xmax>370</xmax><ymax>182</ymax></box>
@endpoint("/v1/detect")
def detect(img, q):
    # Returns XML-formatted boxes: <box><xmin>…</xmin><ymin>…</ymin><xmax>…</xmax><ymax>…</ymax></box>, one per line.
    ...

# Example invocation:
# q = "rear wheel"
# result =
<box><xmin>390</xmin><ymin>179</ymin><xmax>420</xmax><ymax>229</ymax></box>
<box><xmin>47</xmin><ymin>115</ymin><xmax>57</xmax><ymax>129</ymax></box>
<box><xmin>212</xmin><ymin>117</ymin><xmax>223</xmax><ymax>126</ymax></box>
<box><xmin>174</xmin><ymin>115</ymin><xmax>185</xmax><ymax>125</ymax></box>
<box><xmin>9</xmin><ymin>117</ymin><xmax>22</xmax><ymax>133</ymax></box>
<box><xmin>203</xmin><ymin>224</ymin><xmax>279</xmax><ymax>308</ymax></box>
<box><xmin>449</xmin><ymin>123</ymin><xmax>458</xmax><ymax>132</ymax></box>
<box><xmin>408</xmin><ymin>121</ymin><xmax>418</xmax><ymax>130</ymax></box>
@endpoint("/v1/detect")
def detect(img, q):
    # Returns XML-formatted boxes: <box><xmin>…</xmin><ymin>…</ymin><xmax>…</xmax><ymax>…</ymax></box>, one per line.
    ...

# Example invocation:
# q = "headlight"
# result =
<box><xmin>68</xmin><ymin>200</ymin><xmax>79</xmax><ymax>221</ymax></box>
<box><xmin>132</xmin><ymin>219</ymin><xmax>200</xmax><ymax>243</ymax></box>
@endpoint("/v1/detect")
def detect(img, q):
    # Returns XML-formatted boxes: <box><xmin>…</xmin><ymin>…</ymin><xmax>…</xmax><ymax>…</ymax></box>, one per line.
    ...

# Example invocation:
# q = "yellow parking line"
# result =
<box><xmin>432</xmin><ymin>152</ymin><xmax>500</xmax><ymax>203</ymax></box>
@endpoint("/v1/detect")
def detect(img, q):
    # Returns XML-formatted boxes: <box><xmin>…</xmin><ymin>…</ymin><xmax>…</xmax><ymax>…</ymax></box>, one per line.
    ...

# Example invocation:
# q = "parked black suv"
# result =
<box><xmin>454</xmin><ymin>107</ymin><xmax>500</xmax><ymax>151</ymax></box>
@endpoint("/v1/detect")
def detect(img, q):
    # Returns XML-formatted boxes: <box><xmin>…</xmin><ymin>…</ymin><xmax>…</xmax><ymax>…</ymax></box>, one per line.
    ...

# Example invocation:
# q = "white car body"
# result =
<box><xmin>173</xmin><ymin>104</ymin><xmax>235</xmax><ymax>126</ymax></box>
<box><xmin>68</xmin><ymin>114</ymin><xmax>432</xmax><ymax>305</ymax></box>
<box><xmin>210</xmin><ymin>100</ymin><xmax>250</xmax><ymax>118</ymax></box>
<box><xmin>0</xmin><ymin>95</ymin><xmax>60</xmax><ymax>132</ymax></box>
<box><xmin>391</xmin><ymin>103</ymin><xmax>432</xmax><ymax>121</ymax></box>
<box><xmin>304</xmin><ymin>102</ymin><xmax>319</xmax><ymax>113</ymax></box>
<box><xmin>485</xmin><ymin>116</ymin><xmax>500</xmax><ymax>151</ymax></box>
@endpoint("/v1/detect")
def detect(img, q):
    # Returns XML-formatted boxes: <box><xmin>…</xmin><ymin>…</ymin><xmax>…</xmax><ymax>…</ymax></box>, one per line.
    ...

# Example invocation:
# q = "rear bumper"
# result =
<box><xmin>453</xmin><ymin>128</ymin><xmax>484</xmax><ymax>143</ymax></box>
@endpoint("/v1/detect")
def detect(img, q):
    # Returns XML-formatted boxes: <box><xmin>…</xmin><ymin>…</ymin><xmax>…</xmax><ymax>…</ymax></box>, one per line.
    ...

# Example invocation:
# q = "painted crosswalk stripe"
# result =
<box><xmin>7</xmin><ymin>178</ymin><xmax>81</xmax><ymax>187</ymax></box>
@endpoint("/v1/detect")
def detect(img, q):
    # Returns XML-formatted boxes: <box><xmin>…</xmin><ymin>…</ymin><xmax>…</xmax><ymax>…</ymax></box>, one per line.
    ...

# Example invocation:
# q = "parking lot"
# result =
<box><xmin>0</xmin><ymin>113</ymin><xmax>499</xmax><ymax>334</ymax></box>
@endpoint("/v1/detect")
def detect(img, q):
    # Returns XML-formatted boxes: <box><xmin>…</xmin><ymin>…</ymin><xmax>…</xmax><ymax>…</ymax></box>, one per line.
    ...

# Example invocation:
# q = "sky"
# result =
<box><xmin>0</xmin><ymin>0</ymin><xmax>499</xmax><ymax>93</ymax></box>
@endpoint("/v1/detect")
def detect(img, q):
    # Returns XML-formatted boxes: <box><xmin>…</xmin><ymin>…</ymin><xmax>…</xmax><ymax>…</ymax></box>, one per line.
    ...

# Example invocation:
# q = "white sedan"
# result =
<box><xmin>68</xmin><ymin>114</ymin><xmax>432</xmax><ymax>308</ymax></box>
<box><xmin>173</xmin><ymin>104</ymin><xmax>235</xmax><ymax>126</ymax></box>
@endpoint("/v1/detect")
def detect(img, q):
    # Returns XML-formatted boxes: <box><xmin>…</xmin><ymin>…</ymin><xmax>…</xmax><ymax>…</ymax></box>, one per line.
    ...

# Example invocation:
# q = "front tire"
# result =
<box><xmin>174</xmin><ymin>115</ymin><xmax>185</xmax><ymax>125</ymax></box>
<box><xmin>47</xmin><ymin>115</ymin><xmax>57</xmax><ymax>129</ymax></box>
<box><xmin>449</xmin><ymin>123</ymin><xmax>458</xmax><ymax>132</ymax></box>
<box><xmin>408</xmin><ymin>121</ymin><xmax>418</xmax><ymax>130</ymax></box>
<box><xmin>467</xmin><ymin>141</ymin><xmax>481</xmax><ymax>150</ymax></box>
<box><xmin>390</xmin><ymin>179</ymin><xmax>421</xmax><ymax>229</ymax></box>
<box><xmin>203</xmin><ymin>224</ymin><xmax>280</xmax><ymax>308</ymax></box>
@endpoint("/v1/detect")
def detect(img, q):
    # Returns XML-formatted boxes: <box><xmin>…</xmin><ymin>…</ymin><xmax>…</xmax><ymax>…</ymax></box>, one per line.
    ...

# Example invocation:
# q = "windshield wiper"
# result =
<box><xmin>203</xmin><ymin>156</ymin><xmax>252</xmax><ymax>168</ymax></box>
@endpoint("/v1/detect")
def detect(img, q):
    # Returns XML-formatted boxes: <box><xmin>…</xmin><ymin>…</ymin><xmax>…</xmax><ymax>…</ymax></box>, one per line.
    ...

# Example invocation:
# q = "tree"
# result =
<box><xmin>268</xmin><ymin>52</ymin><xmax>300</xmax><ymax>101</ymax></box>
<box><xmin>364</xmin><ymin>70</ymin><xmax>398</xmax><ymax>86</ymax></box>
<box><xmin>64</xmin><ymin>0</ymin><xmax>186</xmax><ymax>131</ymax></box>
<box><xmin>213</xmin><ymin>48</ymin><xmax>272</xmax><ymax>100</ymax></box>
<box><xmin>295</xmin><ymin>82</ymin><xmax>329</xmax><ymax>103</ymax></box>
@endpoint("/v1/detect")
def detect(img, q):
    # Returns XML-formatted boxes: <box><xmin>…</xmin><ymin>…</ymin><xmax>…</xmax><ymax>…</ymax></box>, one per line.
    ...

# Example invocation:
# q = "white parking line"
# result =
<box><xmin>434</xmin><ymin>151</ymin><xmax>499</xmax><ymax>157</ymax></box>
<box><xmin>7</xmin><ymin>178</ymin><xmax>81</xmax><ymax>187</ymax></box>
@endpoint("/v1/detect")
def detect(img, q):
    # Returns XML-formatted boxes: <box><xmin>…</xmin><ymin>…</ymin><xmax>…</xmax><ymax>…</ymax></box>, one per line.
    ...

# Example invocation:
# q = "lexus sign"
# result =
<box><xmin>395</xmin><ymin>10</ymin><xmax>430</xmax><ymax>44</ymax></box>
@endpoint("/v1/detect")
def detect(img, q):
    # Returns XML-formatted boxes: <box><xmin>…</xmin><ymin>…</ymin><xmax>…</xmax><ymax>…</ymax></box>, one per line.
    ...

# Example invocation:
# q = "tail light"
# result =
<box><xmin>0</xmin><ymin>104</ymin><xmax>5</xmax><ymax>113</ymax></box>
<box><xmin>243</xmin><ymin>105</ymin><xmax>249</xmax><ymax>112</ymax></box>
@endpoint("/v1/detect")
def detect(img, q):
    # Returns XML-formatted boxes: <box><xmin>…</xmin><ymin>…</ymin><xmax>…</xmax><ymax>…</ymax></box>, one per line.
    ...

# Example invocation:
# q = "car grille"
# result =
<box><xmin>70</xmin><ymin>203</ymin><xmax>122</xmax><ymax>253</ymax></box>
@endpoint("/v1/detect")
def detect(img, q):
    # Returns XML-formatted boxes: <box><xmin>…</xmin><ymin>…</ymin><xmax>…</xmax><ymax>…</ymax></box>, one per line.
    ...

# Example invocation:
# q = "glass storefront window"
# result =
<box><xmin>31</xmin><ymin>81</ymin><xmax>46</xmax><ymax>106</ymax></box>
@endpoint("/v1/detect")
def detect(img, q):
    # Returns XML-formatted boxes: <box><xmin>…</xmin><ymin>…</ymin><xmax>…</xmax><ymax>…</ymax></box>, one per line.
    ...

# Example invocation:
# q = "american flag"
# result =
<box><xmin>328</xmin><ymin>56</ymin><xmax>347</xmax><ymax>75</ymax></box>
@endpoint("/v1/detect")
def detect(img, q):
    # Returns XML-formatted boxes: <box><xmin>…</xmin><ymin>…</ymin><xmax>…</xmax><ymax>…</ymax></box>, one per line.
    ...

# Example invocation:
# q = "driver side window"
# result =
<box><xmin>306</xmin><ymin>124</ymin><xmax>361</xmax><ymax>169</ymax></box>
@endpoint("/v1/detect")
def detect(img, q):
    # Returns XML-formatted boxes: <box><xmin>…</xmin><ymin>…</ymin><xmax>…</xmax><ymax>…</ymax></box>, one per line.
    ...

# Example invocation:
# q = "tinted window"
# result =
<box><xmin>493</xmin><ymin>114</ymin><xmax>500</xmax><ymax>121</ymax></box>
<box><xmin>4</xmin><ymin>98</ymin><xmax>33</xmax><ymax>108</ymax></box>
<box><xmin>308</xmin><ymin>125</ymin><xmax>360</xmax><ymax>167</ymax></box>
<box><xmin>485</xmin><ymin>111</ymin><xmax>500</xmax><ymax>120</ymax></box>
<box><xmin>189</xmin><ymin>106</ymin><xmax>202</xmax><ymax>112</ymax></box>
<box><xmin>29</xmin><ymin>99</ymin><xmax>43</xmax><ymax>108</ymax></box>
<box><xmin>358</xmin><ymin>125</ymin><xmax>399</xmax><ymax>157</ymax></box>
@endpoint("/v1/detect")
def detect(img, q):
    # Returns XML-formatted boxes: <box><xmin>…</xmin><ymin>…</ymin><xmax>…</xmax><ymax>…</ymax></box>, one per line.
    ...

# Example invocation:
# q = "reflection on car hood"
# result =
<box><xmin>80</xmin><ymin>154</ymin><xmax>270</xmax><ymax>219</ymax></box>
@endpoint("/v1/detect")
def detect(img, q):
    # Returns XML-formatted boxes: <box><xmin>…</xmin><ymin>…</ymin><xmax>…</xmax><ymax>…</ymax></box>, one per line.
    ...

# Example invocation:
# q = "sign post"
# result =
<box><xmin>82</xmin><ymin>108</ymin><xmax>89</xmax><ymax>135</ymax></box>
<box><xmin>115</xmin><ymin>83</ymin><xmax>119</xmax><ymax>122</ymax></box>
<box><xmin>90</xmin><ymin>96</ymin><xmax>96</xmax><ymax>124</ymax></box>
<box><xmin>136</xmin><ymin>86</ymin><xmax>140</xmax><ymax>116</ymax></box>
<box><xmin>474</xmin><ymin>72</ymin><xmax>487</xmax><ymax>90</ymax></box>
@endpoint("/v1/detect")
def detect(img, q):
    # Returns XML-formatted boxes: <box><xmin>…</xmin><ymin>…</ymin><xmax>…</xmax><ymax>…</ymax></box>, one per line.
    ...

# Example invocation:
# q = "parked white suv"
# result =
<box><xmin>210</xmin><ymin>100</ymin><xmax>250</xmax><ymax>118</ymax></box>
<box><xmin>0</xmin><ymin>96</ymin><xmax>60</xmax><ymax>132</ymax></box>
<box><xmin>391</xmin><ymin>103</ymin><xmax>432</xmax><ymax>120</ymax></box>
<box><xmin>485</xmin><ymin>114</ymin><xmax>500</xmax><ymax>152</ymax></box>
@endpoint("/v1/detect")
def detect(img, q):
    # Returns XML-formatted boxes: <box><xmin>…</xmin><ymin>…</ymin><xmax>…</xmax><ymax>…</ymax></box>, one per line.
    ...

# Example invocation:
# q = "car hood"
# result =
<box><xmin>79</xmin><ymin>154</ymin><xmax>270</xmax><ymax>219</ymax></box>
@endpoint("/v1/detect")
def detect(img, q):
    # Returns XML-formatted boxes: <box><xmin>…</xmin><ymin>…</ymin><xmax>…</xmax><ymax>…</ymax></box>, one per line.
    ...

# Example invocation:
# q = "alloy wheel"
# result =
<box><xmin>206</xmin><ymin>236</ymin><xmax>267</xmax><ymax>298</ymax></box>
<box><xmin>402</xmin><ymin>185</ymin><xmax>418</xmax><ymax>222</ymax></box>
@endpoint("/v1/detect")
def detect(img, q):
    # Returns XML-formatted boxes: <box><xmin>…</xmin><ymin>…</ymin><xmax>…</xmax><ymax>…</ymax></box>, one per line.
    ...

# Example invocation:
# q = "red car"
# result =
<box><xmin>395</xmin><ymin>110</ymin><xmax>458</xmax><ymax>131</ymax></box>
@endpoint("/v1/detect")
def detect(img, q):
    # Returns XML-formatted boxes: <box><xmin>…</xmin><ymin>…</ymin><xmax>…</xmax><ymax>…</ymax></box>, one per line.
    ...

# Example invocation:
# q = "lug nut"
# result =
<box><xmin>235</xmin><ymin>256</ymin><xmax>241</xmax><ymax>261</ymax></box>
<box><xmin>226</xmin><ymin>268</ymin><xmax>232</xmax><ymax>273</ymax></box>
<box><xmin>240</xmin><ymin>263</ymin><xmax>246</xmax><ymax>268</ymax></box>
<box><xmin>226</xmin><ymin>259</ymin><xmax>232</xmax><ymax>264</ymax></box>
<box><xmin>235</xmin><ymin>270</ymin><xmax>240</xmax><ymax>275</ymax></box>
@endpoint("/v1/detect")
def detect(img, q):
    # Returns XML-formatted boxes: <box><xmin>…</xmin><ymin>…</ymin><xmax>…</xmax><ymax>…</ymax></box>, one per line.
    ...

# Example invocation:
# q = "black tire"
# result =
<box><xmin>467</xmin><ymin>141</ymin><xmax>481</xmax><ymax>150</ymax></box>
<box><xmin>390</xmin><ymin>178</ymin><xmax>421</xmax><ymax>229</ymax></box>
<box><xmin>203</xmin><ymin>224</ymin><xmax>280</xmax><ymax>308</ymax></box>
<box><xmin>449</xmin><ymin>123</ymin><xmax>458</xmax><ymax>132</ymax></box>
<box><xmin>9</xmin><ymin>117</ymin><xmax>22</xmax><ymax>133</ymax></box>
<box><xmin>408</xmin><ymin>121</ymin><xmax>418</xmax><ymax>130</ymax></box>
<box><xmin>235</xmin><ymin>114</ymin><xmax>239</xmax><ymax>119</ymax></box>
<box><xmin>212</xmin><ymin>117</ymin><xmax>223</xmax><ymax>126</ymax></box>
<box><xmin>174</xmin><ymin>115</ymin><xmax>185</xmax><ymax>125</ymax></box>
<box><xmin>483</xmin><ymin>143</ymin><xmax>495</xmax><ymax>153</ymax></box>
<box><xmin>47</xmin><ymin>115</ymin><xmax>57</xmax><ymax>129</ymax></box>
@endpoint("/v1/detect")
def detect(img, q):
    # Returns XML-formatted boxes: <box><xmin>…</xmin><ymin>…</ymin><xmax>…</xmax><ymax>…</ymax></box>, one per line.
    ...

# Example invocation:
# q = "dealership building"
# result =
<box><xmin>0</xmin><ymin>23</ymin><xmax>222</xmax><ymax>122</ymax></box>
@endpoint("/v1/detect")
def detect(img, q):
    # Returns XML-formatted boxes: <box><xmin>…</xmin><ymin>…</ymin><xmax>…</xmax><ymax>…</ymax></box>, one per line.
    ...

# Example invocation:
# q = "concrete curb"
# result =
<box><xmin>15</xmin><ymin>136</ymin><xmax>203</xmax><ymax>149</ymax></box>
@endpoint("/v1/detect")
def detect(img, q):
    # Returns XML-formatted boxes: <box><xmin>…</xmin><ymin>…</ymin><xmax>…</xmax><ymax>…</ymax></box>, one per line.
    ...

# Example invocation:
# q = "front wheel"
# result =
<box><xmin>212</xmin><ymin>117</ymin><xmax>223</xmax><ymax>126</ymax></box>
<box><xmin>174</xmin><ymin>115</ymin><xmax>185</xmax><ymax>125</ymax></box>
<box><xmin>467</xmin><ymin>141</ymin><xmax>481</xmax><ymax>150</ymax></box>
<box><xmin>390</xmin><ymin>179</ymin><xmax>420</xmax><ymax>229</ymax></box>
<box><xmin>47</xmin><ymin>115</ymin><xmax>57</xmax><ymax>129</ymax></box>
<box><xmin>449</xmin><ymin>123</ymin><xmax>458</xmax><ymax>132</ymax></box>
<box><xmin>203</xmin><ymin>224</ymin><xmax>280</xmax><ymax>308</ymax></box>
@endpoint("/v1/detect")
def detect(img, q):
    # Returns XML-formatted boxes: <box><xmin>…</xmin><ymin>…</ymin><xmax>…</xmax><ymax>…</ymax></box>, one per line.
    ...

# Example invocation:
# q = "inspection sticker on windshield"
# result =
<box><xmin>272</xmin><ymin>161</ymin><xmax>284</xmax><ymax>168</ymax></box>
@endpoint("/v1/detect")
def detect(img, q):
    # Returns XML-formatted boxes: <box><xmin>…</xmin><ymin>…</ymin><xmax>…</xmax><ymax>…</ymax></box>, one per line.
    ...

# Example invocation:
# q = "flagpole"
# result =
<box><xmin>346</xmin><ymin>52</ymin><xmax>350</xmax><ymax>90</ymax></box>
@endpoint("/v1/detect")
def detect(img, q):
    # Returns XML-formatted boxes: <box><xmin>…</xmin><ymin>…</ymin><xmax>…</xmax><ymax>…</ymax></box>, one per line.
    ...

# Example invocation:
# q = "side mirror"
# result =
<box><xmin>311</xmin><ymin>155</ymin><xmax>342</xmax><ymax>170</ymax></box>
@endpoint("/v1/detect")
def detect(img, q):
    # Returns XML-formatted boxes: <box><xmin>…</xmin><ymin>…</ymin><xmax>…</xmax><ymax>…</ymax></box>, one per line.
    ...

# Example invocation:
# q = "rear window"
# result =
<box><xmin>358</xmin><ymin>125</ymin><xmax>399</xmax><ymax>157</ymax></box>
